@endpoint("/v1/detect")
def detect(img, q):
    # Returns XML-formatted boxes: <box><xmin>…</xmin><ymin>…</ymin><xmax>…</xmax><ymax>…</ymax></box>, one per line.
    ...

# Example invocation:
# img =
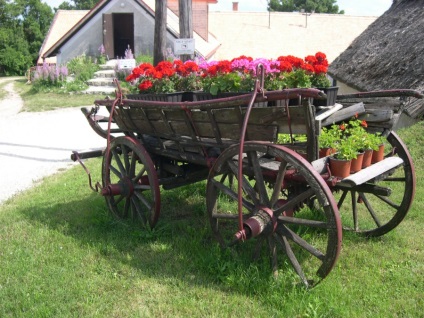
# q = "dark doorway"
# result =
<box><xmin>103</xmin><ymin>13</ymin><xmax>134</xmax><ymax>59</ymax></box>
<box><xmin>113</xmin><ymin>13</ymin><xmax>134</xmax><ymax>58</ymax></box>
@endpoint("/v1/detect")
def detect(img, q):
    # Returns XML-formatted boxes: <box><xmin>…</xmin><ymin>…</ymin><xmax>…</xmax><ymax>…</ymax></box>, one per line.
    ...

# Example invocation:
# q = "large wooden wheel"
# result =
<box><xmin>206</xmin><ymin>142</ymin><xmax>342</xmax><ymax>288</ymax></box>
<box><xmin>335</xmin><ymin>131</ymin><xmax>415</xmax><ymax>237</ymax></box>
<box><xmin>102</xmin><ymin>136</ymin><xmax>161</xmax><ymax>228</ymax></box>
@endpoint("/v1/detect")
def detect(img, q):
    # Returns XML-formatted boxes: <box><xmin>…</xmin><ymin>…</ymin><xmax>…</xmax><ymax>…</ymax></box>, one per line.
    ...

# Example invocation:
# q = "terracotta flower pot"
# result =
<box><xmin>329</xmin><ymin>157</ymin><xmax>351</xmax><ymax>178</ymax></box>
<box><xmin>350</xmin><ymin>152</ymin><xmax>364</xmax><ymax>173</ymax></box>
<box><xmin>319</xmin><ymin>147</ymin><xmax>336</xmax><ymax>158</ymax></box>
<box><xmin>362</xmin><ymin>149</ymin><xmax>373</xmax><ymax>168</ymax></box>
<box><xmin>371</xmin><ymin>144</ymin><xmax>385</xmax><ymax>163</ymax></box>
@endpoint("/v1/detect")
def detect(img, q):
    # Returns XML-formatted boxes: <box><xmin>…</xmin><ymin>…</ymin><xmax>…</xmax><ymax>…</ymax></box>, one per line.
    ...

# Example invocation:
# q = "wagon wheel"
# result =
<box><xmin>206</xmin><ymin>142</ymin><xmax>342</xmax><ymax>288</ymax></box>
<box><xmin>335</xmin><ymin>131</ymin><xmax>415</xmax><ymax>237</ymax></box>
<box><xmin>102</xmin><ymin>136</ymin><xmax>161</xmax><ymax>228</ymax></box>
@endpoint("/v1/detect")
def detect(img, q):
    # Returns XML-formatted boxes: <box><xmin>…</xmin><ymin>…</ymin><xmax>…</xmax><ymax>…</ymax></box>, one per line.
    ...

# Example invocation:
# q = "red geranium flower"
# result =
<box><xmin>314</xmin><ymin>64</ymin><xmax>328</xmax><ymax>75</ymax></box>
<box><xmin>278</xmin><ymin>61</ymin><xmax>293</xmax><ymax>72</ymax></box>
<box><xmin>305</xmin><ymin>55</ymin><xmax>318</xmax><ymax>65</ymax></box>
<box><xmin>138</xmin><ymin>80</ymin><xmax>153</xmax><ymax>91</ymax></box>
<box><xmin>315</xmin><ymin>52</ymin><xmax>328</xmax><ymax>66</ymax></box>
<box><xmin>301</xmin><ymin>64</ymin><xmax>315</xmax><ymax>73</ymax></box>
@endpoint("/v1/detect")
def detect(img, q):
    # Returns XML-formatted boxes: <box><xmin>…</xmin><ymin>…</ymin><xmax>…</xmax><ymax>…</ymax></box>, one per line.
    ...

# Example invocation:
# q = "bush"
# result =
<box><xmin>67</xmin><ymin>54</ymin><xmax>100</xmax><ymax>82</ymax></box>
<box><xmin>30</xmin><ymin>62</ymin><xmax>69</xmax><ymax>92</ymax></box>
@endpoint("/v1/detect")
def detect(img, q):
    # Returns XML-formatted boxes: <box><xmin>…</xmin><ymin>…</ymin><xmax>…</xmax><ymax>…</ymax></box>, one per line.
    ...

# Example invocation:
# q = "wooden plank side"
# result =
<box><xmin>321</xmin><ymin>102</ymin><xmax>365</xmax><ymax>126</ymax></box>
<box><xmin>340</xmin><ymin>157</ymin><xmax>403</xmax><ymax>186</ymax></box>
<box><xmin>114</xmin><ymin>104</ymin><xmax>309</xmax><ymax>141</ymax></box>
<box><xmin>358</xmin><ymin>109</ymin><xmax>393</xmax><ymax>123</ymax></box>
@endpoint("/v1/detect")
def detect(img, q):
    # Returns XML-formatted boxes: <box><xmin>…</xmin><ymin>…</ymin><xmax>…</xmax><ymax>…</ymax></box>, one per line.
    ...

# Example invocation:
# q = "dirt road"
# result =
<box><xmin>0</xmin><ymin>78</ymin><xmax>105</xmax><ymax>204</ymax></box>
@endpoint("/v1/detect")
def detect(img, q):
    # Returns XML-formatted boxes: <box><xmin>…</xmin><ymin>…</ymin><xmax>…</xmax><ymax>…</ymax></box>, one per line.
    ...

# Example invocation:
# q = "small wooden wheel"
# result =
<box><xmin>102</xmin><ymin>136</ymin><xmax>161</xmax><ymax>228</ymax></box>
<box><xmin>206</xmin><ymin>142</ymin><xmax>342</xmax><ymax>287</ymax></box>
<box><xmin>336</xmin><ymin>131</ymin><xmax>415</xmax><ymax>237</ymax></box>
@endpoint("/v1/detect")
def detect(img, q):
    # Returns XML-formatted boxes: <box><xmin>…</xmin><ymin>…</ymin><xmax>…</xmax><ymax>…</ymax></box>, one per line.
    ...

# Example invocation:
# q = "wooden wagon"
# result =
<box><xmin>72</xmin><ymin>70</ymin><xmax>423</xmax><ymax>288</ymax></box>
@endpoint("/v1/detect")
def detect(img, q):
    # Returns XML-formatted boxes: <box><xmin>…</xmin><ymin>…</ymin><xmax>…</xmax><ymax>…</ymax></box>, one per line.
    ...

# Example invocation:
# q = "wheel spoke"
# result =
<box><xmin>247</xmin><ymin>150</ymin><xmax>269</xmax><ymax>206</ymax></box>
<box><xmin>358</xmin><ymin>193</ymin><xmax>382</xmax><ymax>227</ymax></box>
<box><xmin>134</xmin><ymin>184</ymin><xmax>152</xmax><ymax>191</ymax></box>
<box><xmin>112</xmin><ymin>149</ymin><xmax>126</xmax><ymax>176</ymax></box>
<box><xmin>351</xmin><ymin>191</ymin><xmax>358</xmax><ymax>231</ymax></box>
<box><xmin>252</xmin><ymin>235</ymin><xmax>266</xmax><ymax>261</ymax></box>
<box><xmin>270</xmin><ymin>159</ymin><xmax>288</xmax><ymax>207</ymax></box>
<box><xmin>210</xmin><ymin>178</ymin><xmax>255</xmax><ymax>212</ymax></box>
<box><xmin>132</xmin><ymin>196</ymin><xmax>148</xmax><ymax>224</ymax></box>
<box><xmin>109</xmin><ymin>163</ymin><xmax>121</xmax><ymax>179</ymax></box>
<box><xmin>278</xmin><ymin>225</ymin><xmax>326</xmax><ymax>261</ymax></box>
<box><xmin>113</xmin><ymin>194</ymin><xmax>125</xmax><ymax>206</ymax></box>
<box><xmin>383</xmin><ymin>177</ymin><xmax>405</xmax><ymax>182</ymax></box>
<box><xmin>121</xmin><ymin>145</ymin><xmax>131</xmax><ymax>174</ymax></box>
<box><xmin>123</xmin><ymin>198</ymin><xmax>130</xmax><ymax>218</ymax></box>
<box><xmin>277</xmin><ymin>216</ymin><xmax>333</xmax><ymax>229</ymax></box>
<box><xmin>133</xmin><ymin>166</ymin><xmax>147</xmax><ymax>183</ymax></box>
<box><xmin>267</xmin><ymin>237</ymin><xmax>278</xmax><ymax>277</ymax></box>
<box><xmin>273</xmin><ymin>232</ymin><xmax>309</xmax><ymax>287</ymax></box>
<box><xmin>273</xmin><ymin>188</ymin><xmax>315</xmax><ymax>215</ymax></box>
<box><xmin>337</xmin><ymin>190</ymin><xmax>348</xmax><ymax>209</ymax></box>
<box><xmin>227</xmin><ymin>160</ymin><xmax>261</xmax><ymax>206</ymax></box>
<box><xmin>134</xmin><ymin>190</ymin><xmax>153</xmax><ymax>212</ymax></box>
<box><xmin>373</xmin><ymin>193</ymin><xmax>400</xmax><ymax>209</ymax></box>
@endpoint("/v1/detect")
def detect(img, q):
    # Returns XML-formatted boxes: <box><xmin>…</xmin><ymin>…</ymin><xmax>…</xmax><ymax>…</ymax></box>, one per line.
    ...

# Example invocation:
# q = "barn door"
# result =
<box><xmin>103</xmin><ymin>13</ymin><xmax>114</xmax><ymax>58</ymax></box>
<box><xmin>113</xmin><ymin>13</ymin><xmax>134</xmax><ymax>58</ymax></box>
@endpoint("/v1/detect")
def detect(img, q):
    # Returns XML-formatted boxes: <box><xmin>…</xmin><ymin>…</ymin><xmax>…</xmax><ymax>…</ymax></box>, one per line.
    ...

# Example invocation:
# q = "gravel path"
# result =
<box><xmin>0</xmin><ymin>78</ymin><xmax>105</xmax><ymax>204</ymax></box>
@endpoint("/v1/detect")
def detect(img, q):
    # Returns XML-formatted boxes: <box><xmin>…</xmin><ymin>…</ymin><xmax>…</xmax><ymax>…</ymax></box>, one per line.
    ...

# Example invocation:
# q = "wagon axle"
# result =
<box><xmin>235</xmin><ymin>207</ymin><xmax>277</xmax><ymax>241</ymax></box>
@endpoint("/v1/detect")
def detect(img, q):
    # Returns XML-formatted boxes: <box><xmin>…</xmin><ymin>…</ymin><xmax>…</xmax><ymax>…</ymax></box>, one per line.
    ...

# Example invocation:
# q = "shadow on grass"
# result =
<box><xmin>18</xmin><ymin>181</ymin><xmax>293</xmax><ymax>296</ymax></box>
<box><xmin>16</xmin><ymin>167</ymin><xmax>391</xmax><ymax>299</ymax></box>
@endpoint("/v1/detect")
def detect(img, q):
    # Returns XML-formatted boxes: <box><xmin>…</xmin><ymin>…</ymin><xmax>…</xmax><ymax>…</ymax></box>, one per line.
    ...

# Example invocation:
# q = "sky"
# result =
<box><xmin>43</xmin><ymin>0</ymin><xmax>393</xmax><ymax>17</ymax></box>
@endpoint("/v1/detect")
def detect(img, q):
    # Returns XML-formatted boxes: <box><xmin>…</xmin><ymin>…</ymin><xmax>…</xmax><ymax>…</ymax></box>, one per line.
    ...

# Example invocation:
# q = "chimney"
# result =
<box><xmin>232</xmin><ymin>2</ymin><xmax>239</xmax><ymax>11</ymax></box>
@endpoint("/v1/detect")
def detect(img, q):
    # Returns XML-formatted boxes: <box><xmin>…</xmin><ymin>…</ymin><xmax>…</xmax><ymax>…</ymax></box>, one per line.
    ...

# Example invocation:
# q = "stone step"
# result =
<box><xmin>83</xmin><ymin>86</ymin><xmax>117</xmax><ymax>95</ymax></box>
<box><xmin>87</xmin><ymin>77</ymin><xmax>115</xmax><ymax>87</ymax></box>
<box><xmin>99</xmin><ymin>60</ymin><xmax>118</xmax><ymax>71</ymax></box>
<box><xmin>94</xmin><ymin>69</ymin><xmax>116</xmax><ymax>78</ymax></box>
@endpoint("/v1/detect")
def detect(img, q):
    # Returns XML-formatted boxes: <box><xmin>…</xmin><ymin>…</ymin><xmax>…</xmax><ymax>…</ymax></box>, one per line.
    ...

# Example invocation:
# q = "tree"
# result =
<box><xmin>0</xmin><ymin>0</ymin><xmax>53</xmax><ymax>75</ymax></box>
<box><xmin>269</xmin><ymin>0</ymin><xmax>344</xmax><ymax>14</ymax></box>
<box><xmin>57</xmin><ymin>0</ymin><xmax>97</xmax><ymax>10</ymax></box>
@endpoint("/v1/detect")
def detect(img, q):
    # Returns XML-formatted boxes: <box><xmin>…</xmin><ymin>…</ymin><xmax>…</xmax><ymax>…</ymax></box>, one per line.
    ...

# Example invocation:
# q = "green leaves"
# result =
<box><xmin>269</xmin><ymin>0</ymin><xmax>344</xmax><ymax>14</ymax></box>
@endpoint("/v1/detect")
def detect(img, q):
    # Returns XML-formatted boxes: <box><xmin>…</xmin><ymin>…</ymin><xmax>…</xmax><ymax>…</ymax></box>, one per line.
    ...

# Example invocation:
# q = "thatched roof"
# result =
<box><xmin>328</xmin><ymin>0</ymin><xmax>424</xmax><ymax>117</ymax></box>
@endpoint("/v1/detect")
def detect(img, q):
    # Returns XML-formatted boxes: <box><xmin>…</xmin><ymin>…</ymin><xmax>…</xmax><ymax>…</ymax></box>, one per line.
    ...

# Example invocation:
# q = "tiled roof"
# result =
<box><xmin>40</xmin><ymin>0</ymin><xmax>220</xmax><ymax>63</ymax></box>
<box><xmin>208</xmin><ymin>12</ymin><xmax>377</xmax><ymax>63</ymax></box>
<box><xmin>38</xmin><ymin>10</ymin><xmax>89</xmax><ymax>64</ymax></box>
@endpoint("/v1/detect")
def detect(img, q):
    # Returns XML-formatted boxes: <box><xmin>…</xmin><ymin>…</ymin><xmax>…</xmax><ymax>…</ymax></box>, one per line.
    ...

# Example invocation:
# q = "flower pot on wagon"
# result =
<box><xmin>329</xmin><ymin>157</ymin><xmax>351</xmax><ymax>178</ymax></box>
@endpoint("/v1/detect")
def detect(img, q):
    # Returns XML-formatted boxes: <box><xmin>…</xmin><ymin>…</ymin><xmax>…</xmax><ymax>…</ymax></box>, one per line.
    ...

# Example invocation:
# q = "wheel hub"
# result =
<box><xmin>236</xmin><ymin>207</ymin><xmax>277</xmax><ymax>240</ymax></box>
<box><xmin>101</xmin><ymin>177</ymin><xmax>134</xmax><ymax>197</ymax></box>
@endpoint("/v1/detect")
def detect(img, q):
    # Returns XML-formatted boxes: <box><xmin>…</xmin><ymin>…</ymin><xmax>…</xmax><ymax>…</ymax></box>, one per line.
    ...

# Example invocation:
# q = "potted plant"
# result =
<box><xmin>121</xmin><ymin>51</ymin><xmax>334</xmax><ymax>104</ymax></box>
<box><xmin>370</xmin><ymin>133</ymin><xmax>386</xmax><ymax>163</ymax></box>
<box><xmin>318</xmin><ymin>124</ymin><xmax>341</xmax><ymax>158</ymax></box>
<box><xmin>330</xmin><ymin>136</ymin><xmax>359</xmax><ymax>178</ymax></box>
<box><xmin>125</xmin><ymin>60</ymin><xmax>184</xmax><ymax>102</ymax></box>
<box><xmin>304</xmin><ymin>52</ymin><xmax>339</xmax><ymax>106</ymax></box>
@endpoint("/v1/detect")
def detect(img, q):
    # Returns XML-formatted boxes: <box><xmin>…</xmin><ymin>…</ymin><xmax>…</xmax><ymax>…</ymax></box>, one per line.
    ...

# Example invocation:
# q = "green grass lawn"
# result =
<box><xmin>3</xmin><ymin>77</ymin><xmax>107</xmax><ymax>112</ymax></box>
<box><xmin>0</xmin><ymin>84</ymin><xmax>423</xmax><ymax>316</ymax></box>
